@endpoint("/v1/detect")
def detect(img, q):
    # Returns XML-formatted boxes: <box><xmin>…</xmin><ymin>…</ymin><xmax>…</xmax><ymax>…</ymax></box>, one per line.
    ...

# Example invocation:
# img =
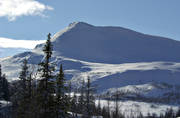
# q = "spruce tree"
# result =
<box><xmin>113</xmin><ymin>91</ymin><xmax>120</xmax><ymax>118</ymax></box>
<box><xmin>36</xmin><ymin>33</ymin><xmax>55</xmax><ymax>118</ymax></box>
<box><xmin>106</xmin><ymin>92</ymin><xmax>111</xmax><ymax>118</ymax></box>
<box><xmin>71</xmin><ymin>92</ymin><xmax>78</xmax><ymax>117</ymax></box>
<box><xmin>19</xmin><ymin>59</ymin><xmax>29</xmax><ymax>96</ymax></box>
<box><xmin>101</xmin><ymin>107</ymin><xmax>109</xmax><ymax>118</ymax></box>
<box><xmin>78</xmin><ymin>79</ymin><xmax>86</xmax><ymax>114</ymax></box>
<box><xmin>26</xmin><ymin>72</ymin><xmax>35</xmax><ymax>118</ymax></box>
<box><xmin>0</xmin><ymin>64</ymin><xmax>3</xmax><ymax>99</ymax></box>
<box><xmin>0</xmin><ymin>65</ymin><xmax>10</xmax><ymax>101</ymax></box>
<box><xmin>27</xmin><ymin>72</ymin><xmax>33</xmax><ymax>100</ymax></box>
<box><xmin>84</xmin><ymin>77</ymin><xmax>96</xmax><ymax>118</ymax></box>
<box><xmin>97</xmin><ymin>95</ymin><xmax>102</xmax><ymax>116</ymax></box>
<box><xmin>0</xmin><ymin>73</ymin><xmax>10</xmax><ymax>118</ymax></box>
<box><xmin>68</xmin><ymin>81</ymin><xmax>72</xmax><ymax>98</ymax></box>
<box><xmin>176</xmin><ymin>107</ymin><xmax>180</xmax><ymax>117</ymax></box>
<box><xmin>55</xmin><ymin>64</ymin><xmax>69</xmax><ymax>118</ymax></box>
<box><xmin>1</xmin><ymin>74</ymin><xmax>10</xmax><ymax>101</ymax></box>
<box><xmin>0</xmin><ymin>64</ymin><xmax>2</xmax><ymax>78</ymax></box>
<box><xmin>16</xmin><ymin>59</ymin><xmax>30</xmax><ymax>118</ymax></box>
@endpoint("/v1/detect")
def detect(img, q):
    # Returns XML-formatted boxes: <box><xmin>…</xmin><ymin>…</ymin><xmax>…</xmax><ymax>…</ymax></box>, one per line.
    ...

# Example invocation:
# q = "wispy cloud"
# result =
<box><xmin>0</xmin><ymin>0</ymin><xmax>53</xmax><ymax>21</ymax></box>
<box><xmin>0</xmin><ymin>37</ymin><xmax>45</xmax><ymax>49</ymax></box>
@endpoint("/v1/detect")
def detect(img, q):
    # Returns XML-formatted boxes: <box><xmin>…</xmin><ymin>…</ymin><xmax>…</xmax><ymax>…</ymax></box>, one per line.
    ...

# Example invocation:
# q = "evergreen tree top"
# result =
<box><xmin>43</xmin><ymin>33</ymin><xmax>53</xmax><ymax>56</ymax></box>
<box><xmin>0</xmin><ymin>64</ymin><xmax>2</xmax><ymax>77</ymax></box>
<box><xmin>19</xmin><ymin>59</ymin><xmax>29</xmax><ymax>81</ymax></box>
<box><xmin>48</xmin><ymin>33</ymin><xmax>51</xmax><ymax>40</ymax></box>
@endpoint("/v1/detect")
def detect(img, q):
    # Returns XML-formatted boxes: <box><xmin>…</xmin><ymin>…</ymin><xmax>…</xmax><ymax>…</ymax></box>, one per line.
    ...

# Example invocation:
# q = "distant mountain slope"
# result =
<box><xmin>1</xmin><ymin>22</ymin><xmax>180</xmax><ymax>100</ymax></box>
<box><xmin>35</xmin><ymin>22</ymin><xmax>180</xmax><ymax>64</ymax></box>
<box><xmin>1</xmin><ymin>53</ymin><xmax>180</xmax><ymax>103</ymax></box>
<box><xmin>0</xmin><ymin>47</ymin><xmax>30</xmax><ymax>58</ymax></box>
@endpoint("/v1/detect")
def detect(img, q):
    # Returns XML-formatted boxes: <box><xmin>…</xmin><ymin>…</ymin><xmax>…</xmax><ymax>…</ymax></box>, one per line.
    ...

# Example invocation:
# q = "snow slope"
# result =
<box><xmin>1</xmin><ymin>22</ymin><xmax>180</xmax><ymax>102</ymax></box>
<box><xmin>35</xmin><ymin>22</ymin><xmax>180</xmax><ymax>64</ymax></box>
<box><xmin>0</xmin><ymin>47</ymin><xmax>30</xmax><ymax>58</ymax></box>
<box><xmin>1</xmin><ymin>53</ymin><xmax>180</xmax><ymax>96</ymax></box>
<box><xmin>95</xmin><ymin>100</ymin><xmax>179</xmax><ymax>117</ymax></box>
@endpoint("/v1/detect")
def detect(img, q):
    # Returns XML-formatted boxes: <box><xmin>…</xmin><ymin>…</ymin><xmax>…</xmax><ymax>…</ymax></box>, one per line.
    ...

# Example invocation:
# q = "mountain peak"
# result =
<box><xmin>35</xmin><ymin>22</ymin><xmax>180</xmax><ymax>64</ymax></box>
<box><xmin>68</xmin><ymin>21</ymin><xmax>93</xmax><ymax>29</ymax></box>
<box><xmin>49</xmin><ymin>22</ymin><xmax>94</xmax><ymax>42</ymax></box>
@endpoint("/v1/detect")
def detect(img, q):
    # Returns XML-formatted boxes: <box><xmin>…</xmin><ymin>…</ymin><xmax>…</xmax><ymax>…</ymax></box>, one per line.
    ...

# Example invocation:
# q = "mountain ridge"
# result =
<box><xmin>34</xmin><ymin>22</ymin><xmax>180</xmax><ymax>64</ymax></box>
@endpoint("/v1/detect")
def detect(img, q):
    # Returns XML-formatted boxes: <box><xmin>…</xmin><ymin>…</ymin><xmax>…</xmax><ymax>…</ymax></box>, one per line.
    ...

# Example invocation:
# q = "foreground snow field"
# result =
<box><xmin>95</xmin><ymin>100</ymin><xmax>179</xmax><ymax>117</ymax></box>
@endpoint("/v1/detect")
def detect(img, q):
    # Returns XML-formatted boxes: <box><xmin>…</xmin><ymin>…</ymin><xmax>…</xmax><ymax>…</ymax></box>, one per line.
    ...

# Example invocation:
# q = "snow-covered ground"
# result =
<box><xmin>1</xmin><ymin>52</ymin><xmax>180</xmax><ymax>98</ymax></box>
<box><xmin>1</xmin><ymin>22</ymin><xmax>180</xmax><ymax>115</ymax></box>
<box><xmin>95</xmin><ymin>100</ymin><xmax>179</xmax><ymax>117</ymax></box>
<box><xmin>0</xmin><ymin>100</ymin><xmax>11</xmax><ymax>115</ymax></box>
<box><xmin>0</xmin><ymin>100</ymin><xmax>11</xmax><ymax>108</ymax></box>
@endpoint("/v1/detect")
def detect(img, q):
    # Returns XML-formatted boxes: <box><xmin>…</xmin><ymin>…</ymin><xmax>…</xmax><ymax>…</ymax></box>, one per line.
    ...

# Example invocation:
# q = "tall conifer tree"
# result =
<box><xmin>78</xmin><ymin>79</ymin><xmax>86</xmax><ymax>114</ymax></box>
<box><xmin>1</xmin><ymin>74</ymin><xmax>10</xmax><ymax>101</ymax></box>
<box><xmin>37</xmin><ymin>33</ymin><xmax>55</xmax><ymax>118</ymax></box>
<box><xmin>19</xmin><ymin>59</ymin><xmax>29</xmax><ymax>95</ymax></box>
<box><xmin>16</xmin><ymin>59</ymin><xmax>30</xmax><ymax>118</ymax></box>
<box><xmin>0</xmin><ymin>64</ymin><xmax>3</xmax><ymax>99</ymax></box>
<box><xmin>0</xmin><ymin>65</ymin><xmax>10</xmax><ymax>101</ymax></box>
<box><xmin>83</xmin><ymin>77</ymin><xmax>96</xmax><ymax>118</ymax></box>
<box><xmin>55</xmin><ymin>64</ymin><xmax>69</xmax><ymax>118</ymax></box>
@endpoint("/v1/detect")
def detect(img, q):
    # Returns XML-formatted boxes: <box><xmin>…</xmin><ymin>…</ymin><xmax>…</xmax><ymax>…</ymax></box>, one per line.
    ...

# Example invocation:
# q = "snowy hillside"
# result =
<box><xmin>36</xmin><ymin>22</ymin><xmax>180</xmax><ymax>64</ymax></box>
<box><xmin>0</xmin><ymin>47</ymin><xmax>30</xmax><ymax>58</ymax></box>
<box><xmin>1</xmin><ymin>54</ymin><xmax>180</xmax><ymax>99</ymax></box>
<box><xmin>1</xmin><ymin>22</ymin><xmax>180</xmax><ymax>103</ymax></box>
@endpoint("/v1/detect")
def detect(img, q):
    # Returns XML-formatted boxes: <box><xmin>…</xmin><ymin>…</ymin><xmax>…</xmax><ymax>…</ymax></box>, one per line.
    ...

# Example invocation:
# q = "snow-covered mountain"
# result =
<box><xmin>0</xmin><ymin>47</ymin><xmax>30</xmax><ymax>58</ymax></box>
<box><xmin>1</xmin><ymin>22</ymin><xmax>180</xmax><ymax>101</ymax></box>
<box><xmin>35</xmin><ymin>22</ymin><xmax>180</xmax><ymax>64</ymax></box>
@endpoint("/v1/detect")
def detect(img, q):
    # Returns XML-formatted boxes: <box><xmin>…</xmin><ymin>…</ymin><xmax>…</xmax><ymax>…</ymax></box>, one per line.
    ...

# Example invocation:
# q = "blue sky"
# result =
<box><xmin>0</xmin><ymin>0</ymin><xmax>180</xmax><ymax>57</ymax></box>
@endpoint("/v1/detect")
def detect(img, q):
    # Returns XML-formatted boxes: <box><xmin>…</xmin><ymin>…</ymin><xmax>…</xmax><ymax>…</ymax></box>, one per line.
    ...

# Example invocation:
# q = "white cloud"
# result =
<box><xmin>0</xmin><ymin>0</ymin><xmax>53</xmax><ymax>21</ymax></box>
<box><xmin>0</xmin><ymin>37</ymin><xmax>45</xmax><ymax>49</ymax></box>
